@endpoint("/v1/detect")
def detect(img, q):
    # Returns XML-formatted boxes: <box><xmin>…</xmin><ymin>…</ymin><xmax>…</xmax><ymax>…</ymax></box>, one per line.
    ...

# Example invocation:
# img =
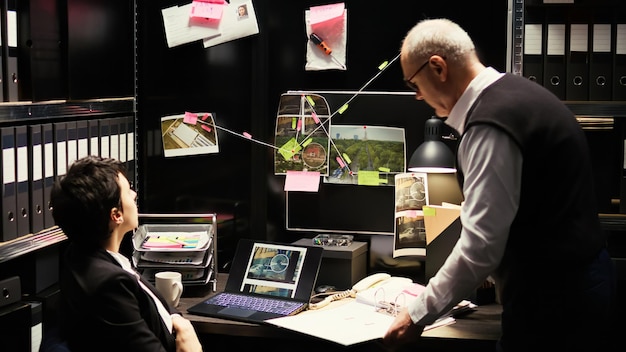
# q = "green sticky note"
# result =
<box><xmin>378</xmin><ymin>61</ymin><xmax>389</xmax><ymax>70</ymax></box>
<box><xmin>291</xmin><ymin>117</ymin><xmax>296</xmax><ymax>129</ymax></box>
<box><xmin>378</xmin><ymin>167</ymin><xmax>390</xmax><ymax>173</ymax></box>
<box><xmin>306</xmin><ymin>95</ymin><xmax>315</xmax><ymax>106</ymax></box>
<box><xmin>338</xmin><ymin>104</ymin><xmax>349</xmax><ymax>114</ymax></box>
<box><xmin>279</xmin><ymin>138</ymin><xmax>301</xmax><ymax>160</ymax></box>
<box><xmin>423</xmin><ymin>206</ymin><xmax>436</xmax><ymax>216</ymax></box>
<box><xmin>342</xmin><ymin>153</ymin><xmax>351</xmax><ymax>164</ymax></box>
<box><xmin>302</xmin><ymin>138</ymin><xmax>312</xmax><ymax>147</ymax></box>
<box><xmin>379</xmin><ymin>179</ymin><xmax>388</xmax><ymax>184</ymax></box>
<box><xmin>357</xmin><ymin>171</ymin><xmax>380</xmax><ymax>186</ymax></box>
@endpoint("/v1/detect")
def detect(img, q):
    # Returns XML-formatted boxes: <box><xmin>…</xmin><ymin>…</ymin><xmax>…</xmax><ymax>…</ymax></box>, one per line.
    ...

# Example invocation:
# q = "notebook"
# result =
<box><xmin>187</xmin><ymin>238</ymin><xmax>324</xmax><ymax>324</ymax></box>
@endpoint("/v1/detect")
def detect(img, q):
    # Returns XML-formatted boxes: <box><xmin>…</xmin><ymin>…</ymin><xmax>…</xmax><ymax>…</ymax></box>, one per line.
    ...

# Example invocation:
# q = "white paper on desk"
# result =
<box><xmin>203</xmin><ymin>0</ymin><xmax>259</xmax><ymax>48</ymax></box>
<box><xmin>162</xmin><ymin>4</ymin><xmax>221</xmax><ymax>48</ymax></box>
<box><xmin>266</xmin><ymin>300</ymin><xmax>455</xmax><ymax>346</ymax></box>
<box><xmin>267</xmin><ymin>301</ymin><xmax>394</xmax><ymax>346</ymax></box>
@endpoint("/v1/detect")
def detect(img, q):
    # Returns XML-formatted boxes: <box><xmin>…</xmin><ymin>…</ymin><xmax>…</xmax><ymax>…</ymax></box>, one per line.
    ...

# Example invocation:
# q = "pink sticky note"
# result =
<box><xmin>309</xmin><ymin>3</ymin><xmax>345</xmax><ymax>25</ymax></box>
<box><xmin>201</xmin><ymin>124</ymin><xmax>212</xmax><ymax>132</ymax></box>
<box><xmin>336</xmin><ymin>156</ymin><xmax>345</xmax><ymax>168</ymax></box>
<box><xmin>284</xmin><ymin>171</ymin><xmax>320</xmax><ymax>192</ymax></box>
<box><xmin>243</xmin><ymin>132</ymin><xmax>252</xmax><ymax>139</ymax></box>
<box><xmin>190</xmin><ymin>0</ymin><xmax>224</xmax><ymax>21</ymax></box>
<box><xmin>184</xmin><ymin>112</ymin><xmax>198</xmax><ymax>125</ymax></box>
<box><xmin>201</xmin><ymin>113</ymin><xmax>210</xmax><ymax>121</ymax></box>
<box><xmin>311</xmin><ymin>112</ymin><xmax>320</xmax><ymax>124</ymax></box>
<box><xmin>296</xmin><ymin>119</ymin><xmax>302</xmax><ymax>131</ymax></box>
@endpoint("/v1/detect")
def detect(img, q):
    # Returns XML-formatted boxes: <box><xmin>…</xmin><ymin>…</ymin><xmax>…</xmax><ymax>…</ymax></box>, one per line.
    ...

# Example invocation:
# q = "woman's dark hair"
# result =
<box><xmin>50</xmin><ymin>155</ymin><xmax>127</xmax><ymax>247</ymax></box>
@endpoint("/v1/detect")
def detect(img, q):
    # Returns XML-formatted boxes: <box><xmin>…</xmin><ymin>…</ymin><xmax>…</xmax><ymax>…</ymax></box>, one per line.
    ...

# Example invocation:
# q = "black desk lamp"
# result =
<box><xmin>408</xmin><ymin>116</ymin><xmax>456</xmax><ymax>173</ymax></box>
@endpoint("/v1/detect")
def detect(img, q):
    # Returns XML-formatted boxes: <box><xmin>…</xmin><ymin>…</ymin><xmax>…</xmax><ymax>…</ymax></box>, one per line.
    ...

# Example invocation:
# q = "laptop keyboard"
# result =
<box><xmin>207</xmin><ymin>293</ymin><xmax>303</xmax><ymax>315</ymax></box>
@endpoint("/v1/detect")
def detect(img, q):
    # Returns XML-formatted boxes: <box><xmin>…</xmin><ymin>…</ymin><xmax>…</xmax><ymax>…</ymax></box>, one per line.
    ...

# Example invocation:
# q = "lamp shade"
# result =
<box><xmin>408</xmin><ymin>116</ymin><xmax>456</xmax><ymax>173</ymax></box>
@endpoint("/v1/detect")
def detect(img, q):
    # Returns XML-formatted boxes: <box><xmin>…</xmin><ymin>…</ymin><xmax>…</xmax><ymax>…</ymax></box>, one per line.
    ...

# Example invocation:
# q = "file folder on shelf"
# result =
<box><xmin>523</xmin><ymin>6</ymin><xmax>544</xmax><ymax>84</ymax></box>
<box><xmin>53</xmin><ymin>122</ymin><xmax>68</xmax><ymax>179</ymax></box>
<box><xmin>125</xmin><ymin>116</ymin><xmax>136</xmax><ymax>188</ymax></box>
<box><xmin>613</xmin><ymin>20</ymin><xmax>626</xmax><ymax>100</ymax></box>
<box><xmin>99</xmin><ymin>119</ymin><xmax>110</xmax><ymax>158</ymax></box>
<box><xmin>589</xmin><ymin>8</ymin><xmax>613</xmax><ymax>101</ymax></box>
<box><xmin>109</xmin><ymin>117</ymin><xmax>120</xmax><ymax>161</ymax></box>
<box><xmin>66</xmin><ymin>121</ymin><xmax>78</xmax><ymax>168</ymax></box>
<box><xmin>1</xmin><ymin>127</ymin><xmax>17</xmax><ymax>241</ymax></box>
<box><xmin>88</xmin><ymin>119</ymin><xmax>100</xmax><ymax>156</ymax></box>
<box><xmin>565</xmin><ymin>8</ymin><xmax>590</xmax><ymax>101</ymax></box>
<box><xmin>15</xmin><ymin>125</ymin><xmax>30</xmax><ymax>237</ymax></box>
<box><xmin>6</xmin><ymin>1</ymin><xmax>19</xmax><ymax>101</ymax></box>
<box><xmin>543</xmin><ymin>8</ymin><xmax>567</xmax><ymax>100</ymax></box>
<box><xmin>42</xmin><ymin>124</ymin><xmax>54</xmax><ymax>228</ymax></box>
<box><xmin>28</xmin><ymin>124</ymin><xmax>44</xmax><ymax>234</ymax></box>
<box><xmin>76</xmin><ymin>120</ymin><xmax>89</xmax><ymax>159</ymax></box>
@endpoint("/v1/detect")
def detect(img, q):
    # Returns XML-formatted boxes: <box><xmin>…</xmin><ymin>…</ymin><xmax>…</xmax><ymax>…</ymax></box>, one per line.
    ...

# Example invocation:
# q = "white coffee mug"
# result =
<box><xmin>155</xmin><ymin>271</ymin><xmax>183</xmax><ymax>307</ymax></box>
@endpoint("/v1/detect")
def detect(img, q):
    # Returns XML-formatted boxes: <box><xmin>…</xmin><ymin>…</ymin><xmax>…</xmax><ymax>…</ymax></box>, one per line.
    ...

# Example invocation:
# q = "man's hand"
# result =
<box><xmin>382</xmin><ymin>308</ymin><xmax>425</xmax><ymax>348</ymax></box>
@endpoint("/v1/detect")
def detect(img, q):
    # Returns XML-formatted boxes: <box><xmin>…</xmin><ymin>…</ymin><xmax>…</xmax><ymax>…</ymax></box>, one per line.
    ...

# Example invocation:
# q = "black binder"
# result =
<box><xmin>612</xmin><ymin>10</ymin><xmax>626</xmax><ymax>101</ymax></box>
<box><xmin>565</xmin><ymin>8</ymin><xmax>590</xmax><ymax>101</ymax></box>
<box><xmin>28</xmin><ymin>124</ymin><xmax>44</xmax><ymax>234</ymax></box>
<box><xmin>99</xmin><ymin>118</ymin><xmax>110</xmax><ymax>158</ymax></box>
<box><xmin>125</xmin><ymin>116</ymin><xmax>136</xmax><ymax>188</ymax></box>
<box><xmin>6</xmin><ymin>0</ymin><xmax>19</xmax><ymax>101</ymax></box>
<box><xmin>543</xmin><ymin>7</ymin><xmax>567</xmax><ymax>100</ymax></box>
<box><xmin>15</xmin><ymin>125</ymin><xmax>30</xmax><ymax>236</ymax></box>
<box><xmin>589</xmin><ymin>8</ymin><xmax>613</xmax><ymax>101</ymax></box>
<box><xmin>1</xmin><ymin>127</ymin><xmax>17</xmax><ymax>241</ymax></box>
<box><xmin>76</xmin><ymin>120</ymin><xmax>89</xmax><ymax>159</ymax></box>
<box><xmin>42</xmin><ymin>123</ymin><xmax>54</xmax><ymax>228</ymax></box>
<box><xmin>523</xmin><ymin>6</ymin><xmax>545</xmax><ymax>85</ymax></box>
<box><xmin>53</xmin><ymin>122</ymin><xmax>67</xmax><ymax>179</ymax></box>
<box><xmin>66</xmin><ymin>120</ymin><xmax>77</xmax><ymax>167</ymax></box>
<box><xmin>88</xmin><ymin>119</ymin><xmax>100</xmax><ymax>156</ymax></box>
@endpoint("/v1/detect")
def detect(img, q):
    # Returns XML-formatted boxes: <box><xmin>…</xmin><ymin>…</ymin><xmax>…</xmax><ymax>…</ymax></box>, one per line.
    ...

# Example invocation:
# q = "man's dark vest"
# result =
<box><xmin>456</xmin><ymin>73</ymin><xmax>605</xmax><ymax>276</ymax></box>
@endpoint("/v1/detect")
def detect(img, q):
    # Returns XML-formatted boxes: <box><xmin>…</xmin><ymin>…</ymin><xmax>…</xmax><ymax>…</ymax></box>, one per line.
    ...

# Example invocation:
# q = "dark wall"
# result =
<box><xmin>136</xmin><ymin>1</ymin><xmax>508</xmax><ymax>243</ymax></box>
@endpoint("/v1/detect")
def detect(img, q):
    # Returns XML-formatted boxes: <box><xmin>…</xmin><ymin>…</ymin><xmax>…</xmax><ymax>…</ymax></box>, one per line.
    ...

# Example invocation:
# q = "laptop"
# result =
<box><xmin>187</xmin><ymin>238</ymin><xmax>324</xmax><ymax>324</ymax></box>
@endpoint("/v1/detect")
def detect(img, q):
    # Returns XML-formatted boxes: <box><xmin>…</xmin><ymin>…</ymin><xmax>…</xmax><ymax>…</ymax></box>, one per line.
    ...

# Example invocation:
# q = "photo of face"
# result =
<box><xmin>238</xmin><ymin>5</ymin><xmax>248</xmax><ymax>18</ymax></box>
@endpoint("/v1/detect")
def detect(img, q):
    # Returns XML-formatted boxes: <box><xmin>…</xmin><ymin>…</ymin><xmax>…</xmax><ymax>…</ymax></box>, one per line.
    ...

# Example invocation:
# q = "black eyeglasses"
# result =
<box><xmin>404</xmin><ymin>60</ymin><xmax>429</xmax><ymax>92</ymax></box>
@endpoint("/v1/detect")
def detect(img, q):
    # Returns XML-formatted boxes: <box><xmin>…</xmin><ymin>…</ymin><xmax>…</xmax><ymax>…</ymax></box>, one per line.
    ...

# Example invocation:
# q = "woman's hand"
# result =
<box><xmin>172</xmin><ymin>314</ymin><xmax>203</xmax><ymax>352</ymax></box>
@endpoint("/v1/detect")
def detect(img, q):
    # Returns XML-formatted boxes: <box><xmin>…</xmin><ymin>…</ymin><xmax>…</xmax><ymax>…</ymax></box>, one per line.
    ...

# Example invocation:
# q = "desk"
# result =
<box><xmin>180</xmin><ymin>273</ymin><xmax>502</xmax><ymax>351</ymax></box>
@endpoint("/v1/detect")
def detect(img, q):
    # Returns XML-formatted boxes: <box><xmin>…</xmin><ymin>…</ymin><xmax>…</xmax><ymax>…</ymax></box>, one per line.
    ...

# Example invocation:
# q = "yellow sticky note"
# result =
<box><xmin>338</xmin><ymin>104</ymin><xmax>349</xmax><ymax>114</ymax></box>
<box><xmin>423</xmin><ymin>206</ymin><xmax>436</xmax><ymax>217</ymax></box>
<box><xmin>357</xmin><ymin>170</ymin><xmax>380</xmax><ymax>186</ymax></box>
<box><xmin>378</xmin><ymin>167</ymin><xmax>390</xmax><ymax>173</ymax></box>
<box><xmin>306</xmin><ymin>95</ymin><xmax>315</xmax><ymax>106</ymax></box>
<box><xmin>342</xmin><ymin>153</ymin><xmax>352</xmax><ymax>164</ymax></box>
<box><xmin>279</xmin><ymin>138</ymin><xmax>301</xmax><ymax>160</ymax></box>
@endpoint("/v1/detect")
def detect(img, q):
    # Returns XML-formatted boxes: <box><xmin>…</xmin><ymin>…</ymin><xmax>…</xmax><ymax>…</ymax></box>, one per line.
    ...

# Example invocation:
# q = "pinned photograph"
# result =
<box><xmin>161</xmin><ymin>112</ymin><xmax>219</xmax><ymax>157</ymax></box>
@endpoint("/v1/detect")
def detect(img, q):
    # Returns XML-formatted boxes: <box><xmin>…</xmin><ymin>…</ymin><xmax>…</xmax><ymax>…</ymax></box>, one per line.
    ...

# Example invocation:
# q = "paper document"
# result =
<box><xmin>266</xmin><ymin>298</ymin><xmax>455</xmax><ymax>346</ymax></box>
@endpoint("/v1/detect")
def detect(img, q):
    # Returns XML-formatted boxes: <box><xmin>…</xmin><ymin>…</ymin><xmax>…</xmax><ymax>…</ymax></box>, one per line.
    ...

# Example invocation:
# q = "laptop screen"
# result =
<box><xmin>241</xmin><ymin>242</ymin><xmax>307</xmax><ymax>298</ymax></box>
<box><xmin>225</xmin><ymin>239</ymin><xmax>323</xmax><ymax>303</ymax></box>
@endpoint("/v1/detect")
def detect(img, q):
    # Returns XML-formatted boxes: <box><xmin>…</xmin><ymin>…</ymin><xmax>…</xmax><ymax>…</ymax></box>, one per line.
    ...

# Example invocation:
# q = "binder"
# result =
<box><xmin>109</xmin><ymin>117</ymin><xmax>120</xmax><ymax>161</ymax></box>
<box><xmin>66</xmin><ymin>121</ymin><xmax>78</xmax><ymax>167</ymax></box>
<box><xmin>523</xmin><ymin>6</ymin><xmax>544</xmax><ymax>84</ymax></box>
<box><xmin>1</xmin><ymin>127</ymin><xmax>17</xmax><ymax>241</ymax></box>
<box><xmin>6</xmin><ymin>0</ymin><xmax>19</xmax><ymax>101</ymax></box>
<box><xmin>15</xmin><ymin>125</ymin><xmax>30</xmax><ymax>236</ymax></box>
<box><xmin>613</xmin><ymin>15</ymin><xmax>626</xmax><ymax>100</ymax></box>
<box><xmin>589</xmin><ymin>8</ymin><xmax>613</xmax><ymax>101</ymax></box>
<box><xmin>42</xmin><ymin>123</ymin><xmax>54</xmax><ymax>228</ymax></box>
<box><xmin>77</xmin><ymin>120</ymin><xmax>89</xmax><ymax>159</ymax></box>
<box><xmin>565</xmin><ymin>8</ymin><xmax>590</xmax><ymax>101</ymax></box>
<box><xmin>0</xmin><ymin>11</ymin><xmax>4</xmax><ymax>100</ymax></box>
<box><xmin>116</xmin><ymin>117</ymin><xmax>127</xmax><ymax>164</ymax></box>
<box><xmin>28</xmin><ymin>124</ymin><xmax>44</xmax><ymax>233</ymax></box>
<box><xmin>125</xmin><ymin>116</ymin><xmax>136</xmax><ymax>188</ymax></box>
<box><xmin>99</xmin><ymin>119</ymin><xmax>110</xmax><ymax>158</ymax></box>
<box><xmin>88</xmin><ymin>119</ymin><xmax>100</xmax><ymax>156</ymax></box>
<box><xmin>543</xmin><ymin>7</ymin><xmax>567</xmax><ymax>100</ymax></box>
<box><xmin>53</xmin><ymin>122</ymin><xmax>68</xmax><ymax>179</ymax></box>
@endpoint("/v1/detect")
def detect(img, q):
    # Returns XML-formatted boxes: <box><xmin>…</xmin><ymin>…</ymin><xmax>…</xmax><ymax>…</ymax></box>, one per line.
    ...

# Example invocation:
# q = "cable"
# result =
<box><xmin>308</xmin><ymin>289</ymin><xmax>356</xmax><ymax>310</ymax></box>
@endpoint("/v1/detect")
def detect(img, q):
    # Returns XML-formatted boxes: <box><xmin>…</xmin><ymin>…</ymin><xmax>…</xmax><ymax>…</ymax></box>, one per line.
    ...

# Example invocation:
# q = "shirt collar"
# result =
<box><xmin>446</xmin><ymin>67</ymin><xmax>504</xmax><ymax>135</ymax></box>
